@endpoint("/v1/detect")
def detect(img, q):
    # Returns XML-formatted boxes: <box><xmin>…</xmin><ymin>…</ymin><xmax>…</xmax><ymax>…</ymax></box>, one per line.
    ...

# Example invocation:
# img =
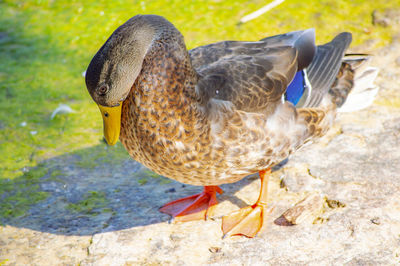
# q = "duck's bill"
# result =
<box><xmin>97</xmin><ymin>102</ymin><xmax>122</xmax><ymax>146</ymax></box>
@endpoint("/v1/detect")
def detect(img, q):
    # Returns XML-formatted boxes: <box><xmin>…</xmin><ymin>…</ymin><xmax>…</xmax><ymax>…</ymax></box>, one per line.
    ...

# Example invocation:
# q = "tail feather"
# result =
<box><xmin>337</xmin><ymin>66</ymin><xmax>379</xmax><ymax>112</ymax></box>
<box><xmin>328</xmin><ymin>54</ymin><xmax>379</xmax><ymax>112</ymax></box>
<box><xmin>293</xmin><ymin>47</ymin><xmax>379</xmax><ymax>154</ymax></box>
<box><xmin>328</xmin><ymin>61</ymin><xmax>355</xmax><ymax>107</ymax></box>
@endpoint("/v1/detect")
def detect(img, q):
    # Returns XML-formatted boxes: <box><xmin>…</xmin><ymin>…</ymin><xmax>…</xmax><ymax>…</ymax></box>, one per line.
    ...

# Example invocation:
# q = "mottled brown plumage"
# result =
<box><xmin>85</xmin><ymin>15</ymin><xmax>365</xmax><ymax>237</ymax></box>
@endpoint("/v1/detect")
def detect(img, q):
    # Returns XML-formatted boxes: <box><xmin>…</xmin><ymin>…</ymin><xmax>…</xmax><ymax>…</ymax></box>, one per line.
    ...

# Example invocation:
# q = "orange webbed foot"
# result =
<box><xmin>222</xmin><ymin>169</ymin><xmax>272</xmax><ymax>238</ymax></box>
<box><xmin>222</xmin><ymin>203</ymin><xmax>273</xmax><ymax>238</ymax></box>
<box><xmin>159</xmin><ymin>186</ymin><xmax>223</xmax><ymax>222</ymax></box>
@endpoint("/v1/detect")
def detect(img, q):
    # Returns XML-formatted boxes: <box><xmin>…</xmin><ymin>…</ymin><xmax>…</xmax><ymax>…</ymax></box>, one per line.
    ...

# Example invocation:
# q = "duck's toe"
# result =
<box><xmin>159</xmin><ymin>186</ymin><xmax>223</xmax><ymax>223</ymax></box>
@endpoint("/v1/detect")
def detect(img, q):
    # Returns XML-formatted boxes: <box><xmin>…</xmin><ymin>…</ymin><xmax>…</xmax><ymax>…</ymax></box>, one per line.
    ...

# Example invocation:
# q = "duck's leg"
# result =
<box><xmin>159</xmin><ymin>186</ymin><xmax>223</xmax><ymax>222</ymax></box>
<box><xmin>222</xmin><ymin>169</ymin><xmax>272</xmax><ymax>238</ymax></box>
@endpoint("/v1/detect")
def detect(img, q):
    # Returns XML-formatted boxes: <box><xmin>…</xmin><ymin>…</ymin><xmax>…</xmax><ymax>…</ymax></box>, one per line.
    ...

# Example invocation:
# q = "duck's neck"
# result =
<box><xmin>121</xmin><ymin>27</ymin><xmax>204</xmax><ymax>143</ymax></box>
<box><xmin>133</xmin><ymin>20</ymin><xmax>199</xmax><ymax>103</ymax></box>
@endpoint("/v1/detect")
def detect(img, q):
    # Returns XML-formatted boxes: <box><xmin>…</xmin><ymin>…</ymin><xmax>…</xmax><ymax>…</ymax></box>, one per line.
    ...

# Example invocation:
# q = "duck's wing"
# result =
<box><xmin>192</xmin><ymin>30</ymin><xmax>316</xmax><ymax>113</ymax></box>
<box><xmin>196</xmin><ymin>46</ymin><xmax>297</xmax><ymax>113</ymax></box>
<box><xmin>190</xmin><ymin>29</ymin><xmax>316</xmax><ymax>72</ymax></box>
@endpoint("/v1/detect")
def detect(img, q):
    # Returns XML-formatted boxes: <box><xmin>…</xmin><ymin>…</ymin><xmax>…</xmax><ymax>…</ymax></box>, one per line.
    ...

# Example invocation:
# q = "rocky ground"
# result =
<box><xmin>1</xmin><ymin>37</ymin><xmax>400</xmax><ymax>265</ymax></box>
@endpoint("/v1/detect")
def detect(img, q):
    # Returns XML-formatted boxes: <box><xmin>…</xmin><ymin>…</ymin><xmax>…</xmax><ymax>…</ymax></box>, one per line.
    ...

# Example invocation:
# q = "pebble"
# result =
<box><xmin>165</xmin><ymin>188</ymin><xmax>176</xmax><ymax>193</ymax></box>
<box><xmin>209</xmin><ymin>247</ymin><xmax>222</xmax><ymax>253</ymax></box>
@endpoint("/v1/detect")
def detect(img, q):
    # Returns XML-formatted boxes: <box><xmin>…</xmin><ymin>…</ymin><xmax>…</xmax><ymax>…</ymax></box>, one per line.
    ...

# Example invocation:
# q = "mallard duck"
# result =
<box><xmin>85</xmin><ymin>15</ymin><xmax>375</xmax><ymax>237</ymax></box>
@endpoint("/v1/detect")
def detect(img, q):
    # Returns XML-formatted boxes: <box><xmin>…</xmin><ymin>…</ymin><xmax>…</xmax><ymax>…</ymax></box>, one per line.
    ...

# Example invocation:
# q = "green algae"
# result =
<box><xmin>66</xmin><ymin>191</ymin><xmax>110</xmax><ymax>216</ymax></box>
<box><xmin>0</xmin><ymin>165</ymin><xmax>49</xmax><ymax>221</ymax></box>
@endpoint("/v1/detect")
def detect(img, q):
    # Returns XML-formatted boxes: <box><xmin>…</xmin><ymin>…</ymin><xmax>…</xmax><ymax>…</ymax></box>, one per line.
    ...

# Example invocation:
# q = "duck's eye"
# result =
<box><xmin>104</xmin><ymin>112</ymin><xmax>109</xmax><ymax>117</ymax></box>
<box><xmin>98</xmin><ymin>84</ymin><xmax>108</xmax><ymax>96</ymax></box>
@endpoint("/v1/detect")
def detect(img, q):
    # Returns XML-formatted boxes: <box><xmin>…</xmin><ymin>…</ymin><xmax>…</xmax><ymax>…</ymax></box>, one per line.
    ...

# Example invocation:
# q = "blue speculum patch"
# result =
<box><xmin>285</xmin><ymin>70</ymin><xmax>305</xmax><ymax>105</ymax></box>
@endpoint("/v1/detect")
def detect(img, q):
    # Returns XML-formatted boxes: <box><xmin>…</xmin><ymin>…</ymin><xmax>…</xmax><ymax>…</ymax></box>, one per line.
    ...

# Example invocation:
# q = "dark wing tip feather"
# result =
<box><xmin>302</xmin><ymin>32</ymin><xmax>353</xmax><ymax>107</ymax></box>
<box><xmin>260</xmin><ymin>29</ymin><xmax>316</xmax><ymax>70</ymax></box>
<box><xmin>294</xmin><ymin>29</ymin><xmax>316</xmax><ymax>70</ymax></box>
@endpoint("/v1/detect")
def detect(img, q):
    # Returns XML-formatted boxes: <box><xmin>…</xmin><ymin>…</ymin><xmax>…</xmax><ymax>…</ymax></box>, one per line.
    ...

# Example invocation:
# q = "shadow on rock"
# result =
<box><xmin>1</xmin><ymin>142</ymin><xmax>264</xmax><ymax>236</ymax></box>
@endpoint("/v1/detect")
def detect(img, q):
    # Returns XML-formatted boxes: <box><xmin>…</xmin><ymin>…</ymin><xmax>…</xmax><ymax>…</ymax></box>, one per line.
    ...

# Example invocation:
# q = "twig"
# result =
<box><xmin>240</xmin><ymin>0</ymin><xmax>285</xmax><ymax>24</ymax></box>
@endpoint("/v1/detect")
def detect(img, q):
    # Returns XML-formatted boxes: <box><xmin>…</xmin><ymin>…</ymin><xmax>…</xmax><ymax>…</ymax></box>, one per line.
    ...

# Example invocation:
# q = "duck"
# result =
<box><xmin>85</xmin><ymin>14</ymin><xmax>375</xmax><ymax>238</ymax></box>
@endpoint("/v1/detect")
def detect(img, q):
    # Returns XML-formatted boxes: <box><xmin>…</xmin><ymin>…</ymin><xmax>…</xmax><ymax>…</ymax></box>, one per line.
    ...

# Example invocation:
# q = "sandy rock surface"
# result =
<box><xmin>1</xmin><ymin>39</ymin><xmax>400</xmax><ymax>265</ymax></box>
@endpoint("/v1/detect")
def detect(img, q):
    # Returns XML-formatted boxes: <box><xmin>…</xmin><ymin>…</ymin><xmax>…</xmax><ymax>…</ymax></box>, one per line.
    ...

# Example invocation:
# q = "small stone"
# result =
<box><xmin>209</xmin><ymin>247</ymin><xmax>222</xmax><ymax>253</ymax></box>
<box><xmin>279</xmin><ymin>176</ymin><xmax>287</xmax><ymax>189</ymax></box>
<box><xmin>326</xmin><ymin>199</ymin><xmax>346</xmax><ymax>209</ymax></box>
<box><xmin>372</xmin><ymin>10</ymin><xmax>389</xmax><ymax>27</ymax></box>
<box><xmin>274</xmin><ymin>193</ymin><xmax>326</xmax><ymax>226</ymax></box>
<box><xmin>372</xmin><ymin>9</ymin><xmax>400</xmax><ymax>27</ymax></box>
<box><xmin>274</xmin><ymin>215</ymin><xmax>295</xmax><ymax>226</ymax></box>
<box><xmin>165</xmin><ymin>188</ymin><xmax>176</xmax><ymax>193</ymax></box>
<box><xmin>371</xmin><ymin>217</ymin><xmax>381</xmax><ymax>225</ymax></box>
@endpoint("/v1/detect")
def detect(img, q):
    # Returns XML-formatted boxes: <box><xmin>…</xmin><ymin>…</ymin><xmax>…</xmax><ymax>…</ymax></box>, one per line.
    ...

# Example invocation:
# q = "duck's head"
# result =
<box><xmin>85</xmin><ymin>15</ymin><xmax>176</xmax><ymax>145</ymax></box>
